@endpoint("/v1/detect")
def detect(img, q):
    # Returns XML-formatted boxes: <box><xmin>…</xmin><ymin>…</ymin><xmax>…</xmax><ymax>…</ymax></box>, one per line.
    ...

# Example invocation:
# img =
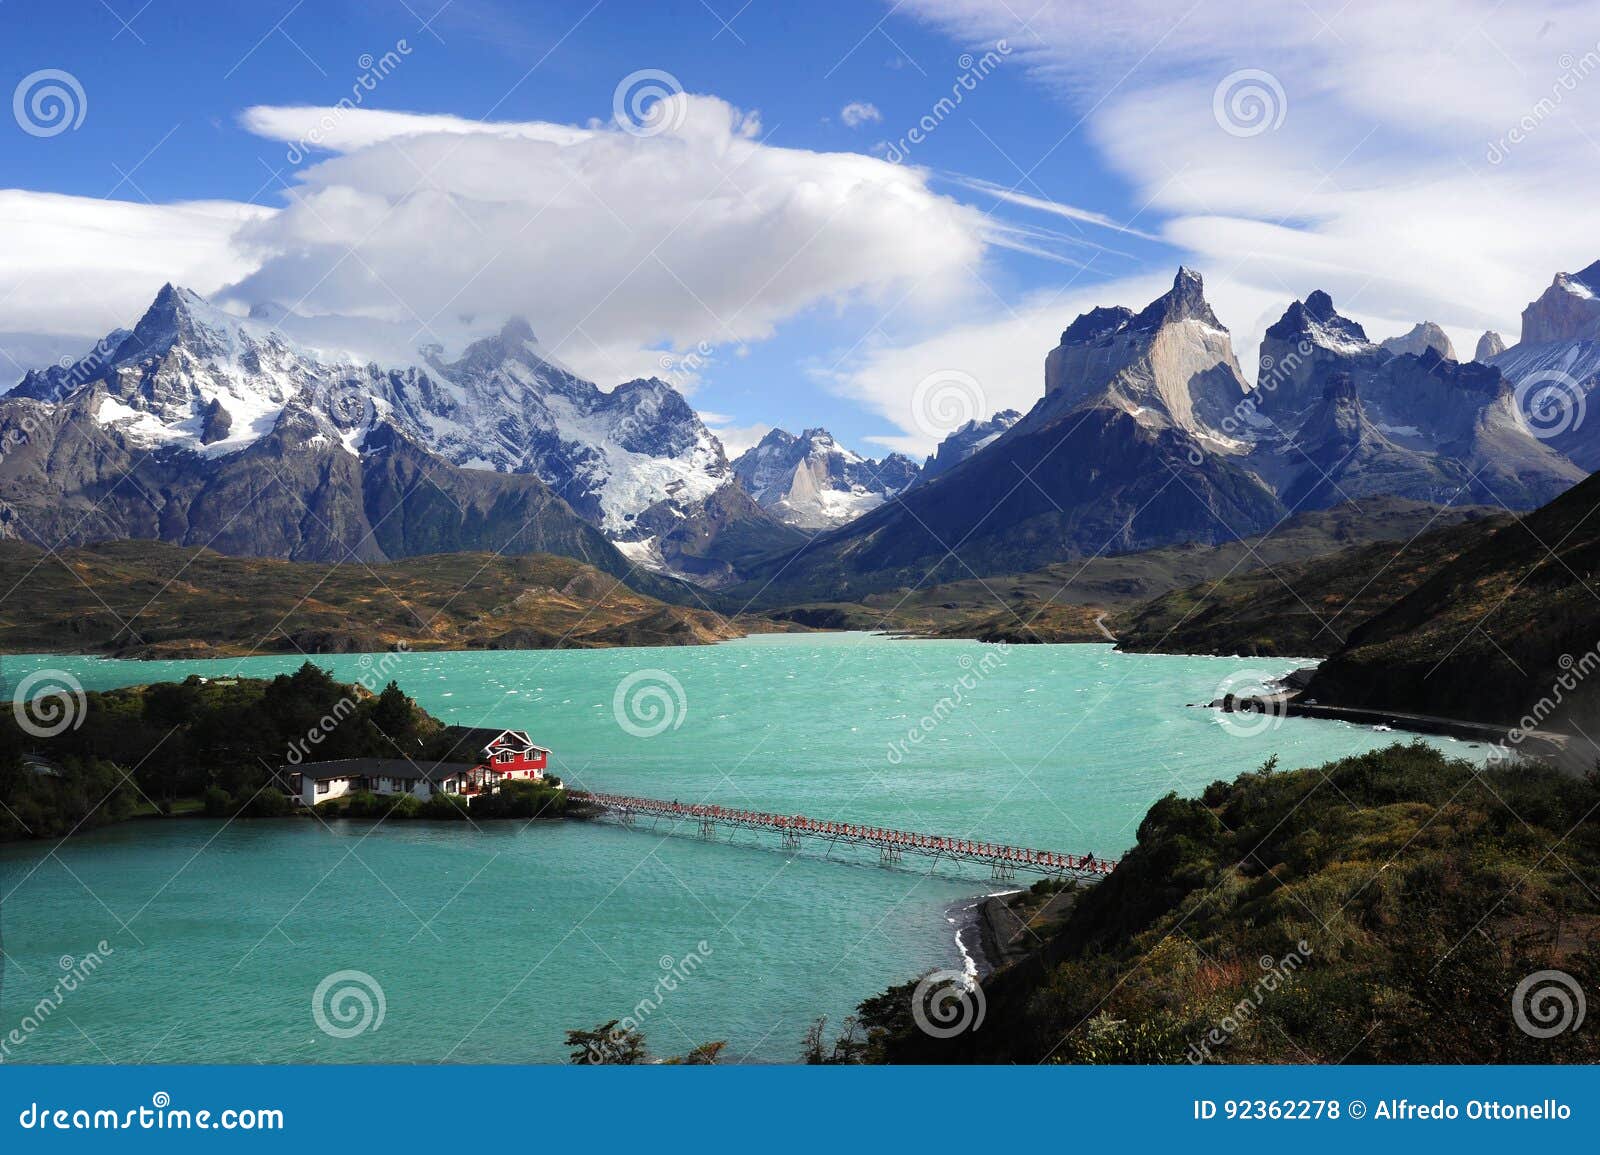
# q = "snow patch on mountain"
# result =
<box><xmin>732</xmin><ymin>427</ymin><xmax>917</xmax><ymax>529</ymax></box>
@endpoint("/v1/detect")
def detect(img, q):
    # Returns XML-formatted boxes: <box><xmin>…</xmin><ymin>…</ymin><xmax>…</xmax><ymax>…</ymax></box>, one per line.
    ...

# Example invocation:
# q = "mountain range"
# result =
<box><xmin>6</xmin><ymin>263</ymin><xmax>1600</xmax><ymax>607</ymax></box>
<box><xmin>728</xmin><ymin>265</ymin><xmax>1599</xmax><ymax>605</ymax></box>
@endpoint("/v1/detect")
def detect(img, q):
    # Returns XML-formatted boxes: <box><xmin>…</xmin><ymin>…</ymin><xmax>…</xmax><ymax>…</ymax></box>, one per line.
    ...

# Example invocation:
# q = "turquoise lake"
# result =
<box><xmin>0</xmin><ymin>635</ymin><xmax>1483</xmax><ymax>1064</ymax></box>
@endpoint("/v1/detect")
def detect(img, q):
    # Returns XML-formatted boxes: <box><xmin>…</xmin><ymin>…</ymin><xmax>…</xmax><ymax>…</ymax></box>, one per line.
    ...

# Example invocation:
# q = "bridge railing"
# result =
<box><xmin>570</xmin><ymin>790</ymin><xmax>1116</xmax><ymax>877</ymax></box>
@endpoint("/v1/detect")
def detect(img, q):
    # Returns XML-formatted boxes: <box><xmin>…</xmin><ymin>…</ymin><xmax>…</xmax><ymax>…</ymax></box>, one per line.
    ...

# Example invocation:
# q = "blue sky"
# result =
<box><xmin>4</xmin><ymin>1</ymin><xmax>1598</xmax><ymax>457</ymax></box>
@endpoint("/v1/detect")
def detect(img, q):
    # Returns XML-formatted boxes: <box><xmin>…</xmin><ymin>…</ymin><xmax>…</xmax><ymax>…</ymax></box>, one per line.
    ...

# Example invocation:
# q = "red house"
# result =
<box><xmin>442</xmin><ymin>726</ymin><xmax>550</xmax><ymax>791</ymax></box>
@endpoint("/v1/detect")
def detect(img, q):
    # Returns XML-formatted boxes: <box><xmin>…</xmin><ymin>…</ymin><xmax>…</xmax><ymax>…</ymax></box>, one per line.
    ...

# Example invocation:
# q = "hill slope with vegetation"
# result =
<box><xmin>1308</xmin><ymin>468</ymin><xmax>1600</xmax><ymax>727</ymax></box>
<box><xmin>1113</xmin><ymin>514</ymin><xmax>1510</xmax><ymax>657</ymax></box>
<box><xmin>843</xmin><ymin>744</ymin><xmax>1600</xmax><ymax>1064</ymax></box>
<box><xmin>0</xmin><ymin>541</ymin><xmax>749</xmax><ymax>658</ymax></box>
<box><xmin>762</xmin><ymin>498</ymin><xmax>1498</xmax><ymax>644</ymax></box>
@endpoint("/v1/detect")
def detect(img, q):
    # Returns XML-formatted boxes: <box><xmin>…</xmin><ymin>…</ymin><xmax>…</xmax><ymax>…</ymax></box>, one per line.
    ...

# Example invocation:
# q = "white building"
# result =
<box><xmin>281</xmin><ymin>758</ymin><xmax>477</xmax><ymax>807</ymax></box>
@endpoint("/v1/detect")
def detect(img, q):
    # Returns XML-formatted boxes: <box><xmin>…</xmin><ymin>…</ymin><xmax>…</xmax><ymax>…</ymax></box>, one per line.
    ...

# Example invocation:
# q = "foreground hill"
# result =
<box><xmin>0</xmin><ymin>541</ymin><xmax>748</xmax><ymax>657</ymax></box>
<box><xmin>850</xmin><ymin>744</ymin><xmax>1600</xmax><ymax>1064</ymax></box>
<box><xmin>1307</xmin><ymin>467</ymin><xmax>1600</xmax><ymax>728</ymax></box>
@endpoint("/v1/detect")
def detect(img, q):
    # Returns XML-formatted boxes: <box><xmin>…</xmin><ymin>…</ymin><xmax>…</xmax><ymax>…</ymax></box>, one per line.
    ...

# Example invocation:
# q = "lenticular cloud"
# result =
<box><xmin>230</xmin><ymin>96</ymin><xmax>986</xmax><ymax>380</ymax></box>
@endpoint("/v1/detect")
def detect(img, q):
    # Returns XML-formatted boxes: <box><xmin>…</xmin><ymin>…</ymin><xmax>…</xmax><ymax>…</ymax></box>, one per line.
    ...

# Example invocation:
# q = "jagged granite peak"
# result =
<box><xmin>913</xmin><ymin>409</ymin><xmax>1024</xmax><ymax>487</ymax></box>
<box><xmin>1381</xmin><ymin>321</ymin><xmax>1457</xmax><ymax>361</ymax></box>
<box><xmin>1263</xmin><ymin>290</ymin><xmax>1371</xmax><ymax>350</ymax></box>
<box><xmin>1042</xmin><ymin>267</ymin><xmax>1248</xmax><ymax>452</ymax></box>
<box><xmin>731</xmin><ymin>426</ymin><xmax>916</xmax><ymax>529</ymax></box>
<box><xmin>1519</xmin><ymin>260</ymin><xmax>1600</xmax><ymax>344</ymax></box>
<box><xmin>1128</xmin><ymin>266</ymin><xmax>1224</xmax><ymax>332</ymax></box>
<box><xmin>1474</xmin><ymin>330</ymin><xmax>1506</xmax><ymax>361</ymax></box>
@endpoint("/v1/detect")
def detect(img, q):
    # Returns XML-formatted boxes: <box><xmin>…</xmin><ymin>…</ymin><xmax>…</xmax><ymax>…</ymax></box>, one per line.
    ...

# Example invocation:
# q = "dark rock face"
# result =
<box><xmin>0</xmin><ymin>392</ymin><xmax>632</xmax><ymax>578</ymax></box>
<box><xmin>2</xmin><ymin>285</ymin><xmax>801</xmax><ymax>586</ymax></box>
<box><xmin>733</xmin><ymin>403</ymin><xmax>1287</xmax><ymax>604</ymax></box>
<box><xmin>912</xmin><ymin>410</ymin><xmax>1023</xmax><ymax>487</ymax></box>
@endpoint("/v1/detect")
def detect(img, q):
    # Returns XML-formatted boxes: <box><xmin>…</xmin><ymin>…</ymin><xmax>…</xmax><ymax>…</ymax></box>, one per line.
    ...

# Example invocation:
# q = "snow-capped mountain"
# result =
<box><xmin>731</xmin><ymin>427</ymin><xmax>918</xmax><ymax>529</ymax></box>
<box><xmin>735</xmin><ymin>267</ymin><xmax>1592</xmax><ymax>605</ymax></box>
<box><xmin>1488</xmin><ymin>260</ymin><xmax>1600</xmax><ymax>470</ymax></box>
<box><xmin>6</xmin><ymin>285</ymin><xmax>803</xmax><ymax>585</ymax></box>
<box><xmin>1249</xmin><ymin>290</ymin><xmax>1579</xmax><ymax>508</ymax></box>
<box><xmin>912</xmin><ymin>409</ymin><xmax>1022</xmax><ymax>486</ymax></box>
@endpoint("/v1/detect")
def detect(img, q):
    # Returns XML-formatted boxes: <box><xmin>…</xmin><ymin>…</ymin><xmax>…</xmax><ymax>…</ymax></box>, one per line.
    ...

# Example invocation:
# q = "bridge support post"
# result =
<box><xmin>782</xmin><ymin>830</ymin><xmax>801</xmax><ymax>849</ymax></box>
<box><xmin>698</xmin><ymin>817</ymin><xmax>716</xmax><ymax>839</ymax></box>
<box><xmin>991</xmin><ymin>862</ymin><xmax>1015</xmax><ymax>881</ymax></box>
<box><xmin>619</xmin><ymin>811</ymin><xmax>635</xmax><ymax>828</ymax></box>
<box><xmin>880</xmin><ymin>846</ymin><xmax>902</xmax><ymax>866</ymax></box>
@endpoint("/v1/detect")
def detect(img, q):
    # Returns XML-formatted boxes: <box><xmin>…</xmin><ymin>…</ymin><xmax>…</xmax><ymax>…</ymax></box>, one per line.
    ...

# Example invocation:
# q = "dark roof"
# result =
<box><xmin>438</xmin><ymin>725</ymin><xmax>543</xmax><ymax>757</ymax></box>
<box><xmin>283</xmin><ymin>758</ymin><xmax>477</xmax><ymax>784</ymax></box>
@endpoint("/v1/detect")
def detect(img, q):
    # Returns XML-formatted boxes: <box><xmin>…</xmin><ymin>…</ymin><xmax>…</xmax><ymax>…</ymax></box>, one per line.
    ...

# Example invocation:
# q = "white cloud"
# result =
<box><xmin>227</xmin><ymin>97</ymin><xmax>988</xmax><ymax>387</ymax></box>
<box><xmin>897</xmin><ymin>0</ymin><xmax>1600</xmax><ymax>369</ymax></box>
<box><xmin>0</xmin><ymin>191</ymin><xmax>269</xmax><ymax>370</ymax></box>
<box><xmin>840</xmin><ymin>101</ymin><xmax>883</xmax><ymax>127</ymax></box>
<box><xmin>702</xmin><ymin>419</ymin><xmax>772</xmax><ymax>459</ymax></box>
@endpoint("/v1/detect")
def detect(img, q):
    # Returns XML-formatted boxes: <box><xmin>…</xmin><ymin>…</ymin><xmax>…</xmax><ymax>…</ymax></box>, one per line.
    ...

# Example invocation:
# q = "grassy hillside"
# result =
<box><xmin>1114</xmin><ymin>513</ymin><xmax>1510</xmax><ymax>656</ymax></box>
<box><xmin>762</xmin><ymin>499</ymin><xmax>1499</xmax><ymax>644</ymax></box>
<box><xmin>1308</xmin><ymin>468</ymin><xmax>1600</xmax><ymax>727</ymax></box>
<box><xmin>850</xmin><ymin>744</ymin><xmax>1600</xmax><ymax>1064</ymax></box>
<box><xmin>0</xmin><ymin>540</ymin><xmax>753</xmax><ymax>657</ymax></box>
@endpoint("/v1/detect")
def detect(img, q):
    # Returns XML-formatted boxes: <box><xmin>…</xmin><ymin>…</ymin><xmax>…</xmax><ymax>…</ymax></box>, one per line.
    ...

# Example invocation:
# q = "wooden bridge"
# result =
<box><xmin>570</xmin><ymin>790</ymin><xmax>1117</xmax><ymax>881</ymax></box>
